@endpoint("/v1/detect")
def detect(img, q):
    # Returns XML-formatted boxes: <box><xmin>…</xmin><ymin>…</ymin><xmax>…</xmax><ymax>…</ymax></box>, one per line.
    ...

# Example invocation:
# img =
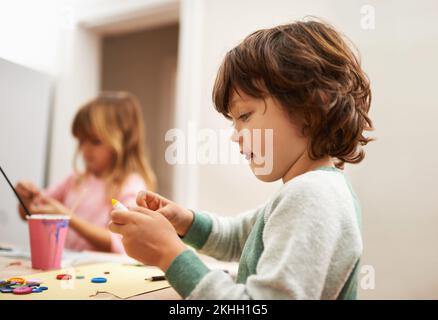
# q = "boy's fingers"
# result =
<box><xmin>108</xmin><ymin>221</ymin><xmax>125</xmax><ymax>235</ymax></box>
<box><xmin>136</xmin><ymin>190</ymin><xmax>163</xmax><ymax>209</ymax></box>
<box><xmin>111</xmin><ymin>210</ymin><xmax>134</xmax><ymax>225</ymax></box>
<box><xmin>130</xmin><ymin>206</ymin><xmax>157</xmax><ymax>217</ymax></box>
<box><xmin>156</xmin><ymin>205</ymin><xmax>175</xmax><ymax>220</ymax></box>
<box><xmin>136</xmin><ymin>190</ymin><xmax>170</xmax><ymax>210</ymax></box>
<box><xmin>136</xmin><ymin>191</ymin><xmax>148</xmax><ymax>208</ymax></box>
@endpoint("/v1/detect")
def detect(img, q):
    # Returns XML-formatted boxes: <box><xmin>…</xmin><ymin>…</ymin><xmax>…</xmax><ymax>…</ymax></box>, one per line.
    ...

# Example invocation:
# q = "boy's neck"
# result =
<box><xmin>282</xmin><ymin>153</ymin><xmax>335</xmax><ymax>184</ymax></box>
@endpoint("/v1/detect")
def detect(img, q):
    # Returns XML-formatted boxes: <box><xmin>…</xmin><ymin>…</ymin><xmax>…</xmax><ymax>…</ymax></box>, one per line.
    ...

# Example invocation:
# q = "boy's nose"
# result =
<box><xmin>230</xmin><ymin>129</ymin><xmax>240</xmax><ymax>143</ymax></box>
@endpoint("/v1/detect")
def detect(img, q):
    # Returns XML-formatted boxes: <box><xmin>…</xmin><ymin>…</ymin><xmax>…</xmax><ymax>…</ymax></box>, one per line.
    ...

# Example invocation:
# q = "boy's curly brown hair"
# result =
<box><xmin>213</xmin><ymin>18</ymin><xmax>374</xmax><ymax>169</ymax></box>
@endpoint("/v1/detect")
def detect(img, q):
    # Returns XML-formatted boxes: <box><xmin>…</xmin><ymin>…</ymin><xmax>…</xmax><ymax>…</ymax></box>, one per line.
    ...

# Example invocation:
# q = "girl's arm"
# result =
<box><xmin>69</xmin><ymin>174</ymin><xmax>148</xmax><ymax>254</ymax></box>
<box><xmin>69</xmin><ymin>214</ymin><xmax>112</xmax><ymax>252</ymax></box>
<box><xmin>28</xmin><ymin>184</ymin><xmax>114</xmax><ymax>253</ymax></box>
<box><xmin>17</xmin><ymin>175</ymin><xmax>72</xmax><ymax>221</ymax></box>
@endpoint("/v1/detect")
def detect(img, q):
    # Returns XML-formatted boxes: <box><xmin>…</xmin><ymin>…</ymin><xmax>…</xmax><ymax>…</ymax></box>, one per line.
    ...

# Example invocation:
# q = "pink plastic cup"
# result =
<box><xmin>27</xmin><ymin>214</ymin><xmax>70</xmax><ymax>270</ymax></box>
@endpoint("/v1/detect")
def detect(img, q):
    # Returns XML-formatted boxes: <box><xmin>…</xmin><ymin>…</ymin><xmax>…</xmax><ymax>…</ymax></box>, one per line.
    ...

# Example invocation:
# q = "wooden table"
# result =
<box><xmin>0</xmin><ymin>254</ymin><xmax>180</xmax><ymax>299</ymax></box>
<box><xmin>0</xmin><ymin>247</ymin><xmax>237</xmax><ymax>300</ymax></box>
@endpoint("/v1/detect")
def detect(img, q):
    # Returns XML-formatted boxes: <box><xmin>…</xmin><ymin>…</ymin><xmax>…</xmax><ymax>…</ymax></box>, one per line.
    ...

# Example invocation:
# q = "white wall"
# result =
<box><xmin>0</xmin><ymin>0</ymin><xmax>64</xmax><ymax>75</ymax></box>
<box><xmin>0</xmin><ymin>0</ymin><xmax>104</xmax><ymax>186</ymax></box>
<box><xmin>0</xmin><ymin>58</ymin><xmax>52</xmax><ymax>249</ymax></box>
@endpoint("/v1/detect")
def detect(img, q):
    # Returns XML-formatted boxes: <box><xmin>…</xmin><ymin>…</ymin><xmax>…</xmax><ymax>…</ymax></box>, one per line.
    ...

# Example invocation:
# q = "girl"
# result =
<box><xmin>16</xmin><ymin>91</ymin><xmax>156</xmax><ymax>253</ymax></box>
<box><xmin>109</xmin><ymin>19</ymin><xmax>373</xmax><ymax>299</ymax></box>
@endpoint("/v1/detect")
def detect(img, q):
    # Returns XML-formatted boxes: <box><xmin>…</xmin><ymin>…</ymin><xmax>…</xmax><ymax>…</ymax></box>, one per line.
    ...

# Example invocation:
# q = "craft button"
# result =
<box><xmin>7</xmin><ymin>277</ymin><xmax>25</xmax><ymax>284</ymax></box>
<box><xmin>0</xmin><ymin>288</ymin><xmax>13</xmax><ymax>293</ymax></box>
<box><xmin>32</xmin><ymin>288</ymin><xmax>43</xmax><ymax>293</ymax></box>
<box><xmin>13</xmin><ymin>287</ymin><xmax>33</xmax><ymax>295</ymax></box>
<box><xmin>27</xmin><ymin>282</ymin><xmax>40</xmax><ymax>287</ymax></box>
<box><xmin>91</xmin><ymin>277</ymin><xmax>107</xmax><ymax>283</ymax></box>
<box><xmin>56</xmin><ymin>274</ymin><xmax>72</xmax><ymax>280</ymax></box>
<box><xmin>39</xmin><ymin>286</ymin><xmax>48</xmax><ymax>291</ymax></box>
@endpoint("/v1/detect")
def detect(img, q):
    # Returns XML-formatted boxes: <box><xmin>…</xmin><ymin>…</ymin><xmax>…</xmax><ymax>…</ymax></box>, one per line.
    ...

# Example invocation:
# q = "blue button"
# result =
<box><xmin>91</xmin><ymin>277</ymin><xmax>107</xmax><ymax>283</ymax></box>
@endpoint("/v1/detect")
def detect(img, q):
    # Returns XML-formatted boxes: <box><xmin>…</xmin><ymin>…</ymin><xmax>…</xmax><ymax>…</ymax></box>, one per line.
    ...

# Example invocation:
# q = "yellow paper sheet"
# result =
<box><xmin>0</xmin><ymin>263</ymin><xmax>170</xmax><ymax>300</ymax></box>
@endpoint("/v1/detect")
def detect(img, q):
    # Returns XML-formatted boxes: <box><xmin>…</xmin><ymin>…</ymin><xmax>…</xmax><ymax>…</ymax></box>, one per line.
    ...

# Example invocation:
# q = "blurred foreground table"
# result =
<box><xmin>0</xmin><ymin>244</ymin><xmax>236</xmax><ymax>300</ymax></box>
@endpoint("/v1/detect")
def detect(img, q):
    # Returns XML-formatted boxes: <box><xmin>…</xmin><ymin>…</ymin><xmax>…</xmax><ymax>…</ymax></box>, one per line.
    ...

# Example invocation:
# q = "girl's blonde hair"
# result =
<box><xmin>72</xmin><ymin>91</ymin><xmax>157</xmax><ymax>198</ymax></box>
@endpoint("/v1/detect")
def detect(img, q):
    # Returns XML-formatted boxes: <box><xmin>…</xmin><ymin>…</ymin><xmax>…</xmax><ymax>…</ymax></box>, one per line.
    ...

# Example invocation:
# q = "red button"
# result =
<box><xmin>56</xmin><ymin>274</ymin><xmax>72</xmax><ymax>280</ymax></box>
<box><xmin>13</xmin><ymin>287</ymin><xmax>32</xmax><ymax>295</ymax></box>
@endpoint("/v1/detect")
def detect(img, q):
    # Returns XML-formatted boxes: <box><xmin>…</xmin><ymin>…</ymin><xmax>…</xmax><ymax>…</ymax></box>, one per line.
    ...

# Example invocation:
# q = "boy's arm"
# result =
<box><xmin>181</xmin><ymin>207</ymin><xmax>262</xmax><ymax>262</ymax></box>
<box><xmin>166</xmin><ymin>182</ymin><xmax>362</xmax><ymax>299</ymax></box>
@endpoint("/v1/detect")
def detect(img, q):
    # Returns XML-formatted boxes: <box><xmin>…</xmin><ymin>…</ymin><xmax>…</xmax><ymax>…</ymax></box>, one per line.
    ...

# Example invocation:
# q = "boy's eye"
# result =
<box><xmin>238</xmin><ymin>112</ymin><xmax>252</xmax><ymax>122</ymax></box>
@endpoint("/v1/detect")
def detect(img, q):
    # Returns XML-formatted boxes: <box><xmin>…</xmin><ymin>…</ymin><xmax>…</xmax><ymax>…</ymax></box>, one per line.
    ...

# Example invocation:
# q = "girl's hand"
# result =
<box><xmin>136</xmin><ymin>190</ymin><xmax>194</xmax><ymax>237</ymax></box>
<box><xmin>108</xmin><ymin>206</ymin><xmax>187</xmax><ymax>271</ymax></box>
<box><xmin>15</xmin><ymin>181</ymin><xmax>40</xmax><ymax>200</ymax></box>
<box><xmin>29</xmin><ymin>194</ymin><xmax>72</xmax><ymax>217</ymax></box>
<box><xmin>15</xmin><ymin>181</ymin><xmax>41</xmax><ymax>220</ymax></box>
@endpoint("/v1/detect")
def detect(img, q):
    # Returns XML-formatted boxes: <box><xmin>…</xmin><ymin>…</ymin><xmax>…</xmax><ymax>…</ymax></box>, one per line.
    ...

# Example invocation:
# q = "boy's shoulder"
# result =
<box><xmin>276</xmin><ymin>169</ymin><xmax>347</xmax><ymax>199</ymax></box>
<box><xmin>264</xmin><ymin>169</ymin><xmax>356</xmax><ymax>221</ymax></box>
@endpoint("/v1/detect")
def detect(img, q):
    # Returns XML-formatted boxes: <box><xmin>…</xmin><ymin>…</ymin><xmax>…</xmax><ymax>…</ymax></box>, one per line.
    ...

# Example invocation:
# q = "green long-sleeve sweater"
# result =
<box><xmin>165</xmin><ymin>166</ymin><xmax>362</xmax><ymax>299</ymax></box>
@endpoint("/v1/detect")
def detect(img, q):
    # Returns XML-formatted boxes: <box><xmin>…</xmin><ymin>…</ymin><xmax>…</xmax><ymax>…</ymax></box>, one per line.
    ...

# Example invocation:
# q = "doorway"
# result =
<box><xmin>101</xmin><ymin>24</ymin><xmax>179</xmax><ymax>198</ymax></box>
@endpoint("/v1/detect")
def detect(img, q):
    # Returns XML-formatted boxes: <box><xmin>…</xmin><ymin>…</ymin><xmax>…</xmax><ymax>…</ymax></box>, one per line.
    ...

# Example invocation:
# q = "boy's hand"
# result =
<box><xmin>108</xmin><ymin>207</ymin><xmax>187</xmax><ymax>271</ymax></box>
<box><xmin>136</xmin><ymin>191</ymin><xmax>194</xmax><ymax>237</ymax></box>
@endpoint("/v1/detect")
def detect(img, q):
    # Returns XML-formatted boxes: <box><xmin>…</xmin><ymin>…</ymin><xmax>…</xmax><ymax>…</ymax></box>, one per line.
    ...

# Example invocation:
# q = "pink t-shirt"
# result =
<box><xmin>43</xmin><ymin>173</ymin><xmax>148</xmax><ymax>254</ymax></box>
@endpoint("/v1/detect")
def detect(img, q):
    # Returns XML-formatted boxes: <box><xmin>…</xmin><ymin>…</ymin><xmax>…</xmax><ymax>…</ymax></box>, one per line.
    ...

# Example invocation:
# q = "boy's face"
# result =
<box><xmin>228</xmin><ymin>90</ymin><xmax>308</xmax><ymax>182</ymax></box>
